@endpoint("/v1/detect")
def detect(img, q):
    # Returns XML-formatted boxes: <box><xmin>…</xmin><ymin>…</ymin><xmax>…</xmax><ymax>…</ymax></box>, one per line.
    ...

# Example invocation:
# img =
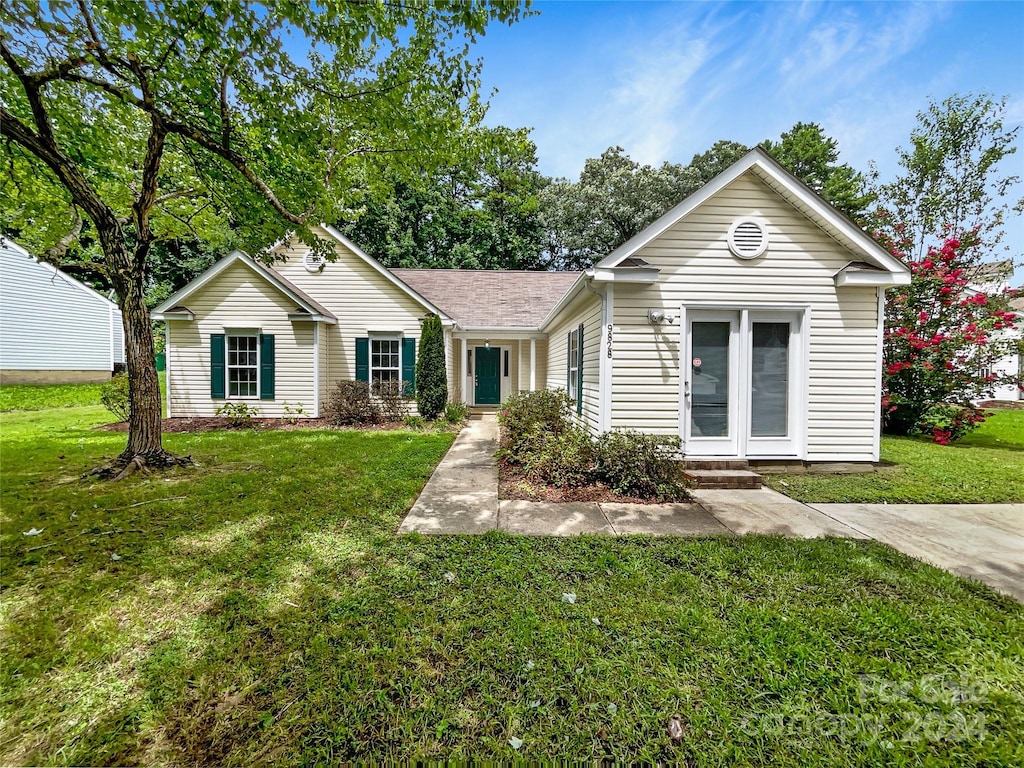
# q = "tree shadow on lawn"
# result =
<box><xmin>3</xmin><ymin>427</ymin><xmax>1024</xmax><ymax>764</ymax></box>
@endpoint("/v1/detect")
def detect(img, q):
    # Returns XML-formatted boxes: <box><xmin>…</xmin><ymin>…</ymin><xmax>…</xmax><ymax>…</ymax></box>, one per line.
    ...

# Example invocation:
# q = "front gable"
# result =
<box><xmin>270</xmin><ymin>225</ymin><xmax>450</xmax><ymax>324</ymax></box>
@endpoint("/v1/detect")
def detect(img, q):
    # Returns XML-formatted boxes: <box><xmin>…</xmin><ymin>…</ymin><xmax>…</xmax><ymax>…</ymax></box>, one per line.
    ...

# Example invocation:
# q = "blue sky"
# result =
<box><xmin>471</xmin><ymin>0</ymin><xmax>1024</xmax><ymax>279</ymax></box>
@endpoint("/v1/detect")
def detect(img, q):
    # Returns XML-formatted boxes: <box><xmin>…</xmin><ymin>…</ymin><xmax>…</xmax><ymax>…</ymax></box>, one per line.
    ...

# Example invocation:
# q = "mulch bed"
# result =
<box><xmin>497</xmin><ymin>457</ymin><xmax>655</xmax><ymax>504</ymax></box>
<box><xmin>98</xmin><ymin>417</ymin><xmax>410</xmax><ymax>433</ymax></box>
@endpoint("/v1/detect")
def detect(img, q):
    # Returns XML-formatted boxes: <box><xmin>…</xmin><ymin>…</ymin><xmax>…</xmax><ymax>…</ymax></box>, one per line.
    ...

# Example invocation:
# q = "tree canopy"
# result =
<box><xmin>338</xmin><ymin>126</ymin><xmax>546</xmax><ymax>270</ymax></box>
<box><xmin>871</xmin><ymin>93</ymin><xmax>1022</xmax><ymax>260</ymax></box>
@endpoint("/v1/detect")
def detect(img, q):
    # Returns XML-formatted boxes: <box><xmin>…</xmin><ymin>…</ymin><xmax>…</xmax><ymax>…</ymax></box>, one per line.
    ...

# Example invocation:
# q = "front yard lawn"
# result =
<box><xmin>765</xmin><ymin>410</ymin><xmax>1024</xmax><ymax>503</ymax></box>
<box><xmin>1</xmin><ymin>391</ymin><xmax>1022</xmax><ymax>764</ymax></box>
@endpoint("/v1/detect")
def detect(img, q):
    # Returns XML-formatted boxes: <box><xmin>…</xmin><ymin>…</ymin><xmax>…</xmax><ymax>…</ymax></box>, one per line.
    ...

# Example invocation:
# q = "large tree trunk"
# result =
<box><xmin>95</xmin><ymin>225</ymin><xmax>187</xmax><ymax>473</ymax></box>
<box><xmin>119</xmin><ymin>266</ymin><xmax>166</xmax><ymax>462</ymax></box>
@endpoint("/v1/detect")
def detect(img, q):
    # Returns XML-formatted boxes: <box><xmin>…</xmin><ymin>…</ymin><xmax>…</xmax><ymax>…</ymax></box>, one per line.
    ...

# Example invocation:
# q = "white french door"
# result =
<box><xmin>683</xmin><ymin>308</ymin><xmax>805</xmax><ymax>458</ymax></box>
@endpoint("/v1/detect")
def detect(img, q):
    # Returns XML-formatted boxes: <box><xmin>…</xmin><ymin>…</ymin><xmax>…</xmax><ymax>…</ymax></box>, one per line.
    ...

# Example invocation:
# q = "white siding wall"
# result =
<box><xmin>167</xmin><ymin>260</ymin><xmax>315</xmax><ymax>417</ymax></box>
<box><xmin>545</xmin><ymin>292</ymin><xmax>603</xmax><ymax>434</ymax></box>
<box><xmin>271</xmin><ymin>233</ymin><xmax>428</xmax><ymax>407</ymax></box>
<box><xmin>611</xmin><ymin>171</ymin><xmax>881</xmax><ymax>461</ymax></box>
<box><xmin>0</xmin><ymin>241</ymin><xmax>121</xmax><ymax>374</ymax></box>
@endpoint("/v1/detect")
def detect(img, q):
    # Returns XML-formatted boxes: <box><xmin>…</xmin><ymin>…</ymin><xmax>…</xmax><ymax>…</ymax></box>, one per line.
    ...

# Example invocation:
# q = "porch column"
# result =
<box><xmin>457</xmin><ymin>336</ymin><xmax>465</xmax><ymax>402</ymax></box>
<box><xmin>518</xmin><ymin>341</ymin><xmax>525</xmax><ymax>393</ymax></box>
<box><xmin>529</xmin><ymin>339</ymin><xmax>536</xmax><ymax>391</ymax></box>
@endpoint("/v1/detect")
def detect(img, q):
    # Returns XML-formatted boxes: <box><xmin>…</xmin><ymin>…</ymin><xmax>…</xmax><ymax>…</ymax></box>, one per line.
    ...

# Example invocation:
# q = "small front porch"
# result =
<box><xmin>449</xmin><ymin>332</ymin><xmax>548</xmax><ymax>407</ymax></box>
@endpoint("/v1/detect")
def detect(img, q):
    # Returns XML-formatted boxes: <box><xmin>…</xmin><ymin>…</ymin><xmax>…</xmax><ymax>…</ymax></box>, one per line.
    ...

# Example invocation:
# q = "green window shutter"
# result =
<box><xmin>566</xmin><ymin>330</ymin><xmax>572</xmax><ymax>392</ymax></box>
<box><xmin>210</xmin><ymin>333</ymin><xmax>225</xmax><ymax>399</ymax></box>
<box><xmin>355</xmin><ymin>337</ymin><xmax>369</xmax><ymax>383</ymax></box>
<box><xmin>402</xmin><ymin>336</ymin><xmax>416</xmax><ymax>396</ymax></box>
<box><xmin>259</xmin><ymin>333</ymin><xmax>275</xmax><ymax>400</ymax></box>
<box><xmin>576</xmin><ymin>323</ymin><xmax>584</xmax><ymax>415</ymax></box>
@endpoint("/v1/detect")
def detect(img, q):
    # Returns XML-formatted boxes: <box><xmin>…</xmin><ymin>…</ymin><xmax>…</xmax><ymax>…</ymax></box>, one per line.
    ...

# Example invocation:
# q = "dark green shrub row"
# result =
<box><xmin>498</xmin><ymin>389</ymin><xmax>688</xmax><ymax>501</ymax></box>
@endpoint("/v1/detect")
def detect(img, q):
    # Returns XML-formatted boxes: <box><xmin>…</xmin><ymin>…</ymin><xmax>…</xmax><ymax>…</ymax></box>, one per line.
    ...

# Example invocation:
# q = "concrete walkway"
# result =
<box><xmin>399</xmin><ymin>416</ymin><xmax>1024</xmax><ymax>600</ymax></box>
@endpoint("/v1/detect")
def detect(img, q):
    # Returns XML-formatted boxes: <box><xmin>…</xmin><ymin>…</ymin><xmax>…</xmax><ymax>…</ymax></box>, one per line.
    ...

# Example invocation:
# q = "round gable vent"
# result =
<box><xmin>727</xmin><ymin>217</ymin><xmax>769</xmax><ymax>259</ymax></box>
<box><xmin>303</xmin><ymin>251</ymin><xmax>326</xmax><ymax>273</ymax></box>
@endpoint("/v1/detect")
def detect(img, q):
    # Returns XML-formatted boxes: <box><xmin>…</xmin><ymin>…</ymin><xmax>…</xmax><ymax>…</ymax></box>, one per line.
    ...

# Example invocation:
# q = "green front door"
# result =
<box><xmin>474</xmin><ymin>347</ymin><xmax>501</xmax><ymax>405</ymax></box>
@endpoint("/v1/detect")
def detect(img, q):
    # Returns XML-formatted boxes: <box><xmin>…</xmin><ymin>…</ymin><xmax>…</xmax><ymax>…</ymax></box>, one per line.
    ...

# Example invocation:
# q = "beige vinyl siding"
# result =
<box><xmin>317</xmin><ymin>321</ymin><xmax>330</xmax><ymax>416</ymax></box>
<box><xmin>271</xmin><ymin>231</ymin><xmax>428</xmax><ymax>410</ymax></box>
<box><xmin>444</xmin><ymin>329</ymin><xmax>456</xmax><ymax>402</ymax></box>
<box><xmin>545</xmin><ymin>293</ymin><xmax>602</xmax><ymax>434</ymax></box>
<box><xmin>610</xmin><ymin>170</ymin><xmax>880</xmax><ymax>460</ymax></box>
<box><xmin>167</xmin><ymin>260</ymin><xmax>315</xmax><ymax>417</ymax></box>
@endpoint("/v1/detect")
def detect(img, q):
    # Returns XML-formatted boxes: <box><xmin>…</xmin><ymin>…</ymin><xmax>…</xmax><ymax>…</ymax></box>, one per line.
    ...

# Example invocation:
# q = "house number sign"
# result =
<box><xmin>606</xmin><ymin>323</ymin><xmax>613</xmax><ymax>358</ymax></box>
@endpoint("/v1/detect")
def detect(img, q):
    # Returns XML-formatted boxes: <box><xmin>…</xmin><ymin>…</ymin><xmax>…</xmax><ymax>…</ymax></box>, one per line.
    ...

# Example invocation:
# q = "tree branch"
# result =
<box><xmin>43</xmin><ymin>207</ymin><xmax>84</xmax><ymax>263</ymax></box>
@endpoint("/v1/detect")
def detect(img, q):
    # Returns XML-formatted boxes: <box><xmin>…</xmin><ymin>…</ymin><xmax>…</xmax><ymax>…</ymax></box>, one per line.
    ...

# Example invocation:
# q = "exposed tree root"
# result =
<box><xmin>84</xmin><ymin>451</ymin><xmax>193</xmax><ymax>481</ymax></box>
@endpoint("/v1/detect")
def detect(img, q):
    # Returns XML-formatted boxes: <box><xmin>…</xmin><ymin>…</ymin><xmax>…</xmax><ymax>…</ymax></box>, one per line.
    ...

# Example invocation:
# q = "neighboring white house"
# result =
<box><xmin>153</xmin><ymin>149</ymin><xmax>911</xmax><ymax>464</ymax></box>
<box><xmin>968</xmin><ymin>261</ymin><xmax>1022</xmax><ymax>402</ymax></box>
<box><xmin>0</xmin><ymin>237</ymin><xmax>124</xmax><ymax>384</ymax></box>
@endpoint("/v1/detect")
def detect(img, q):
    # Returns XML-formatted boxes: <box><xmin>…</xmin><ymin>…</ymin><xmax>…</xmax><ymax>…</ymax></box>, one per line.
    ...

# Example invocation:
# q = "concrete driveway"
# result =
<box><xmin>808</xmin><ymin>503</ymin><xmax>1024</xmax><ymax>601</ymax></box>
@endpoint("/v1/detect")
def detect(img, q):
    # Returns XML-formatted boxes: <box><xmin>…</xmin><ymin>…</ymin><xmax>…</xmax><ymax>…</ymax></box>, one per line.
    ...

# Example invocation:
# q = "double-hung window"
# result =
<box><xmin>568</xmin><ymin>328</ymin><xmax>580</xmax><ymax>403</ymax></box>
<box><xmin>227</xmin><ymin>334</ymin><xmax>259</xmax><ymax>397</ymax></box>
<box><xmin>370</xmin><ymin>336</ymin><xmax>401</xmax><ymax>384</ymax></box>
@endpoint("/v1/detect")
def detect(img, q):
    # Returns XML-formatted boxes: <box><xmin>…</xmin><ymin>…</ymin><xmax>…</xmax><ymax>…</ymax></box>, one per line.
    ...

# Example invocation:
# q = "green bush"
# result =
<box><xmin>415</xmin><ymin>314</ymin><xmax>447</xmax><ymax>420</ymax></box>
<box><xmin>99</xmin><ymin>373</ymin><xmax>130</xmax><ymax>422</ymax></box>
<box><xmin>216</xmin><ymin>401</ymin><xmax>260</xmax><ymax>427</ymax></box>
<box><xmin>919</xmin><ymin>404</ymin><xmax>988</xmax><ymax>445</ymax></box>
<box><xmin>444</xmin><ymin>401</ymin><xmax>470</xmax><ymax>423</ymax></box>
<box><xmin>373</xmin><ymin>379</ymin><xmax>408</xmax><ymax>422</ymax></box>
<box><xmin>521</xmin><ymin>425</ymin><xmax>596</xmax><ymax>488</ymax></box>
<box><xmin>326</xmin><ymin>380</ymin><xmax>379</xmax><ymax>426</ymax></box>
<box><xmin>498</xmin><ymin>389</ymin><xmax>574</xmax><ymax>465</ymax></box>
<box><xmin>595</xmin><ymin>430</ymin><xmax>688</xmax><ymax>501</ymax></box>
<box><xmin>403</xmin><ymin>414</ymin><xmax>426</xmax><ymax>430</ymax></box>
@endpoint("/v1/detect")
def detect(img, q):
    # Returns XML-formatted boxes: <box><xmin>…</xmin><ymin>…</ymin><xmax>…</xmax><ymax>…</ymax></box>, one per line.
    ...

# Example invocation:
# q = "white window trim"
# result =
<box><xmin>369</xmin><ymin>333</ymin><xmax>402</xmax><ymax>387</ymax></box>
<box><xmin>568</xmin><ymin>328</ymin><xmax>580</xmax><ymax>403</ymax></box>
<box><xmin>226</xmin><ymin>331</ymin><xmax>260</xmax><ymax>400</ymax></box>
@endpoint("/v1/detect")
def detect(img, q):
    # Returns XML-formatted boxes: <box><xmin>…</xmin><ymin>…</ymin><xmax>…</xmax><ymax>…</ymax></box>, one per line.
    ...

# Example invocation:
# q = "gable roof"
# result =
<box><xmin>391</xmin><ymin>269</ymin><xmax>582</xmax><ymax>329</ymax></box>
<box><xmin>151</xmin><ymin>250</ymin><xmax>337</xmax><ymax>323</ymax></box>
<box><xmin>596</xmin><ymin>147</ymin><xmax>910</xmax><ymax>279</ymax></box>
<box><xmin>314</xmin><ymin>224</ymin><xmax>452</xmax><ymax>322</ymax></box>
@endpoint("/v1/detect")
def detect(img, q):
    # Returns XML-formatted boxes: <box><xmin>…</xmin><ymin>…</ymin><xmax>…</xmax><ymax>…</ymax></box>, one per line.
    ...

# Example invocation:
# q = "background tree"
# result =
<box><xmin>339</xmin><ymin>126</ymin><xmax>545</xmax><ymax>269</ymax></box>
<box><xmin>1</xmin><ymin>0</ymin><xmax>526</xmax><ymax>472</ymax></box>
<box><xmin>760</xmin><ymin>121</ymin><xmax>874</xmax><ymax>220</ymax></box>
<box><xmin>687</xmin><ymin>139</ymin><xmax>749</xmax><ymax>186</ymax></box>
<box><xmin>539</xmin><ymin>146</ymin><xmax>691</xmax><ymax>270</ymax></box>
<box><xmin>415</xmin><ymin>314</ymin><xmax>447</xmax><ymax>420</ymax></box>
<box><xmin>871</xmin><ymin>93</ymin><xmax>1022</xmax><ymax>261</ymax></box>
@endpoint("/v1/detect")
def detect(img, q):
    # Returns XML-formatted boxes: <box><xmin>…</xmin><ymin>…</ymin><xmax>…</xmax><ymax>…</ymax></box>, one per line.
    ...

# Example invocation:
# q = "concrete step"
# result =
<box><xmin>685</xmin><ymin>459</ymin><xmax>750</xmax><ymax>470</ymax></box>
<box><xmin>684</xmin><ymin>469</ymin><xmax>762</xmax><ymax>490</ymax></box>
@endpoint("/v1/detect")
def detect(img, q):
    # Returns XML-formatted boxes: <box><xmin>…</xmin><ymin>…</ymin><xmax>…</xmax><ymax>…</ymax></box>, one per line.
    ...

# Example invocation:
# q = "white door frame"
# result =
<box><xmin>680</xmin><ymin>303</ymin><xmax>809</xmax><ymax>459</ymax></box>
<box><xmin>467</xmin><ymin>344</ymin><xmax>511</xmax><ymax>406</ymax></box>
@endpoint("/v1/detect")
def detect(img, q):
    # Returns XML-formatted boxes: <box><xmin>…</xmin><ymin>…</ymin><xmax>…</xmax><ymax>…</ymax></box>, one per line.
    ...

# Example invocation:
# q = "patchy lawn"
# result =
<box><xmin>1</xmin><ymin>401</ymin><xmax>1022</xmax><ymax>765</ymax></box>
<box><xmin>766</xmin><ymin>410</ymin><xmax>1024</xmax><ymax>503</ymax></box>
<box><xmin>0</xmin><ymin>381</ymin><xmax>106</xmax><ymax>411</ymax></box>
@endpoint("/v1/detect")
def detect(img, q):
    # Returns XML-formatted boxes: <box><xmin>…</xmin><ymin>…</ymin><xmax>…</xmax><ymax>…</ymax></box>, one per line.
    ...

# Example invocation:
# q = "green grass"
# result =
<box><xmin>1</xmin><ymin>401</ymin><xmax>1022</xmax><ymax>765</ymax></box>
<box><xmin>0</xmin><ymin>381</ymin><xmax>106</xmax><ymax>411</ymax></box>
<box><xmin>766</xmin><ymin>410</ymin><xmax>1024</xmax><ymax>503</ymax></box>
<box><xmin>0</xmin><ymin>375</ymin><xmax>166</xmax><ymax>417</ymax></box>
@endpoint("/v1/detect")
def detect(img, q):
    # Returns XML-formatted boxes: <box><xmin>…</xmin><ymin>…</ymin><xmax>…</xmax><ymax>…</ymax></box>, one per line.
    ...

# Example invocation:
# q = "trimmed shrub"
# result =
<box><xmin>497</xmin><ymin>388</ymin><xmax>574</xmax><ymax>465</ymax></box>
<box><xmin>216</xmin><ymin>401</ymin><xmax>260</xmax><ymax>427</ymax></box>
<box><xmin>595</xmin><ymin>430</ymin><xmax>688</xmax><ymax>501</ymax></box>
<box><xmin>373</xmin><ymin>379</ymin><xmax>408</xmax><ymax>422</ymax></box>
<box><xmin>416</xmin><ymin>314</ymin><xmax>447</xmax><ymax>420</ymax></box>
<box><xmin>99</xmin><ymin>373</ymin><xmax>130</xmax><ymax>422</ymax></box>
<box><xmin>521</xmin><ymin>425</ymin><xmax>596</xmax><ymax>488</ymax></box>
<box><xmin>444</xmin><ymin>401</ymin><xmax>470</xmax><ymax>423</ymax></box>
<box><xmin>327</xmin><ymin>380</ymin><xmax>379</xmax><ymax>425</ymax></box>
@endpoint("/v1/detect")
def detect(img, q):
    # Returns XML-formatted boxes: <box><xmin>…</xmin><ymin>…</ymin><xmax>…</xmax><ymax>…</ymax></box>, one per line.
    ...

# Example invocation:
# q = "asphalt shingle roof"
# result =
<box><xmin>390</xmin><ymin>269</ymin><xmax>581</xmax><ymax>329</ymax></box>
